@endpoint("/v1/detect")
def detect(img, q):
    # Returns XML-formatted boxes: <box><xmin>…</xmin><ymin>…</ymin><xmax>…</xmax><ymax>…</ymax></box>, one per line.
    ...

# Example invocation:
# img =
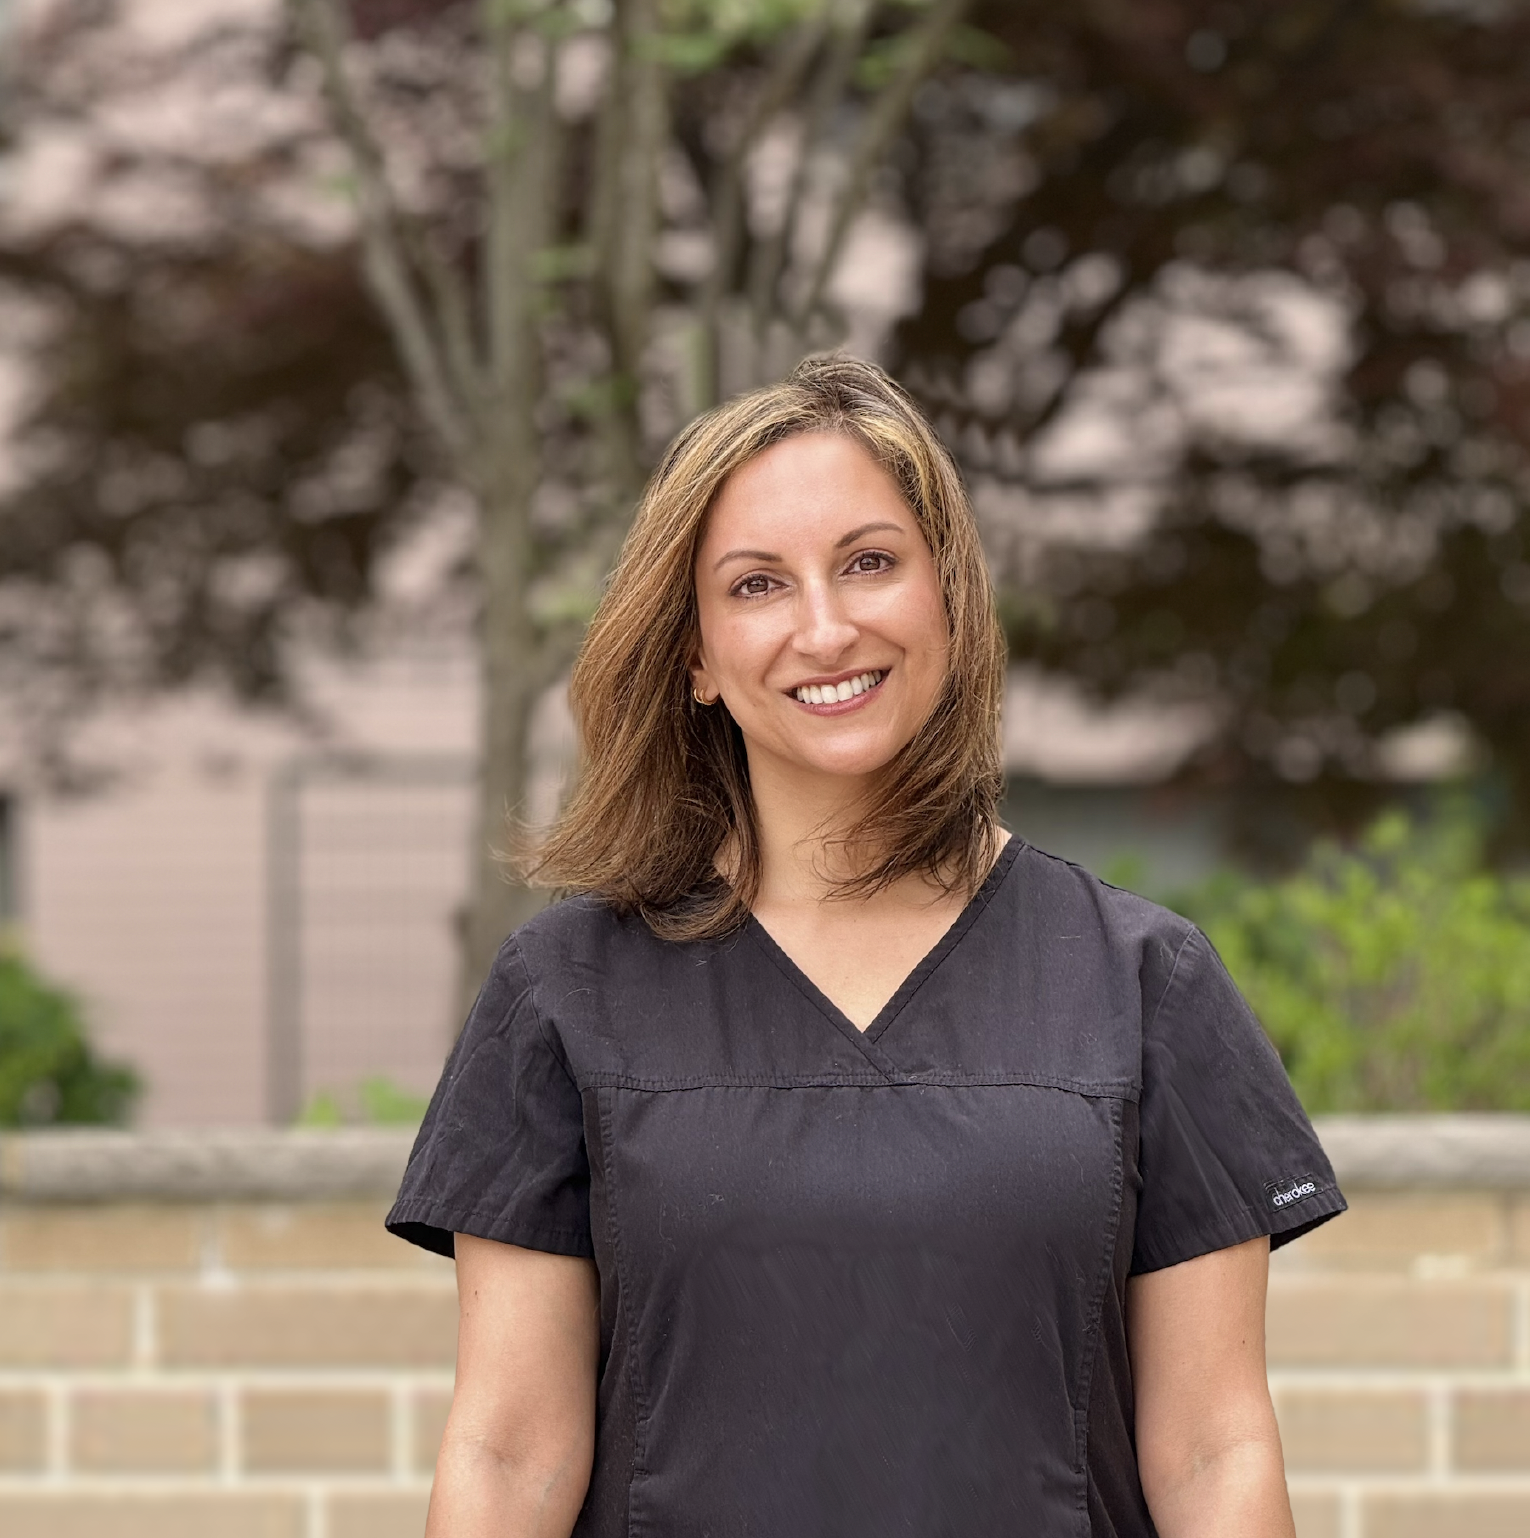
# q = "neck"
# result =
<box><xmin>743</xmin><ymin>753</ymin><xmax>882</xmax><ymax>905</ymax></box>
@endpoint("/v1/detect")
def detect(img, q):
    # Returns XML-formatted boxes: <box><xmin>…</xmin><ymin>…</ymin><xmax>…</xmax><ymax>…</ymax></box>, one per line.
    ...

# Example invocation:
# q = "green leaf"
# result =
<box><xmin>296</xmin><ymin>1090</ymin><xmax>345</xmax><ymax>1128</ymax></box>
<box><xmin>943</xmin><ymin>23</ymin><xmax>1012</xmax><ymax>72</ymax></box>
<box><xmin>357</xmin><ymin>1075</ymin><xmax>431</xmax><ymax>1126</ymax></box>
<box><xmin>296</xmin><ymin>1078</ymin><xmax>429</xmax><ymax>1128</ymax></box>
<box><xmin>0</xmin><ymin>942</ymin><xmax>139</xmax><ymax>1127</ymax></box>
<box><xmin>531</xmin><ymin>244</ymin><xmax>598</xmax><ymax>283</ymax></box>
<box><xmin>854</xmin><ymin>32</ymin><xmax>917</xmax><ymax>91</ymax></box>
<box><xmin>559</xmin><ymin>372</ymin><xmax>639</xmax><ymax>419</ymax></box>
<box><xmin>636</xmin><ymin>30</ymin><xmax>732</xmax><ymax>72</ymax></box>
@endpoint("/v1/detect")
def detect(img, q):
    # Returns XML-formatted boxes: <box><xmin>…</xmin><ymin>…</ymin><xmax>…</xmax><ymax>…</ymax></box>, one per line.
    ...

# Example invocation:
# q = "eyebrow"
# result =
<box><xmin>835</xmin><ymin>520</ymin><xmax>904</xmax><ymax>549</ymax></box>
<box><xmin>711</xmin><ymin>521</ymin><xmax>906</xmax><ymax>573</ymax></box>
<box><xmin>712</xmin><ymin>547</ymin><xmax>780</xmax><ymax>571</ymax></box>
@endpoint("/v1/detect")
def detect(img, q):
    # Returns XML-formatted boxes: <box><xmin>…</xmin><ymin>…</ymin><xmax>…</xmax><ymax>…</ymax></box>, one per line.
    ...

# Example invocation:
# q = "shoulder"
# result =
<box><xmin>503</xmin><ymin>891</ymin><xmax>708</xmax><ymax>986</ymax></box>
<box><xmin>488</xmin><ymin>892</ymin><xmax>752</xmax><ymax>1081</ymax></box>
<box><xmin>999</xmin><ymin>840</ymin><xmax>1197</xmax><ymax>1003</ymax></box>
<box><xmin>515</xmin><ymin>891</ymin><xmax>631</xmax><ymax>949</ymax></box>
<box><xmin>1006</xmin><ymin>840</ymin><xmax>1193</xmax><ymax>949</ymax></box>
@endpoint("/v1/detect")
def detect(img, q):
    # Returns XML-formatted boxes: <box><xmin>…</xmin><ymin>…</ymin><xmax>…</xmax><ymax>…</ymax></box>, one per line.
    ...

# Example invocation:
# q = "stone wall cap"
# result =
<box><xmin>1314</xmin><ymin>1114</ymin><xmax>1530</xmax><ymax>1189</ymax></box>
<box><xmin>0</xmin><ymin>1127</ymin><xmax>416</xmax><ymax>1203</ymax></box>
<box><xmin>2</xmin><ymin>1115</ymin><xmax>1530</xmax><ymax>1203</ymax></box>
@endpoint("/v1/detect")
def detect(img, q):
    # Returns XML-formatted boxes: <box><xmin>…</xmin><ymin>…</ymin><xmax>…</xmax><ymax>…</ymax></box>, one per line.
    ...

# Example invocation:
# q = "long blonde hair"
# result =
<box><xmin>525</xmin><ymin>355</ymin><xmax>1007</xmax><ymax>940</ymax></box>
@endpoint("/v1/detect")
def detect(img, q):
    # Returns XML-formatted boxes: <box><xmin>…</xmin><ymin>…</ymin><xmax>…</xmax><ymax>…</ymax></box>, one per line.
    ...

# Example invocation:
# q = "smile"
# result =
<box><xmin>791</xmin><ymin>670</ymin><xmax>885</xmax><ymax>707</ymax></box>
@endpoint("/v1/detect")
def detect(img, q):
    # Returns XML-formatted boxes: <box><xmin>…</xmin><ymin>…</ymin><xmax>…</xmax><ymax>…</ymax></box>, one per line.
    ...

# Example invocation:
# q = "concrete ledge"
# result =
<box><xmin>1314</xmin><ymin>1115</ymin><xmax>1530</xmax><ymax>1190</ymax></box>
<box><xmin>0</xmin><ymin>1129</ymin><xmax>415</xmax><ymax>1203</ymax></box>
<box><xmin>1</xmin><ymin>1116</ymin><xmax>1529</xmax><ymax>1203</ymax></box>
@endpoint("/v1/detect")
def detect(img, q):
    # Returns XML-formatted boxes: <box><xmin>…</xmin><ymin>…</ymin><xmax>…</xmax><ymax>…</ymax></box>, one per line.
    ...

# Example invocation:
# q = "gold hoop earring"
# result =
<box><xmin>692</xmin><ymin>685</ymin><xmax>714</xmax><ymax>706</ymax></box>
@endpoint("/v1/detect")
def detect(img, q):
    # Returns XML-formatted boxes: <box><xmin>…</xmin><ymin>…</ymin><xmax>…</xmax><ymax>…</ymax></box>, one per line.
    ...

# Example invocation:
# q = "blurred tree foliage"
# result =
<box><xmin>0</xmin><ymin>5</ymin><xmax>426</xmax><ymax>758</ymax></box>
<box><xmin>3</xmin><ymin>0</ymin><xmax>1530</xmax><ymax>973</ymax></box>
<box><xmin>0</xmin><ymin>944</ymin><xmax>139</xmax><ymax>1126</ymax></box>
<box><xmin>0</xmin><ymin>0</ymin><xmax>974</xmax><ymax>996</ymax></box>
<box><xmin>896</xmin><ymin>0</ymin><xmax>1530</xmax><ymax>846</ymax></box>
<box><xmin>1169</xmin><ymin>808</ymin><xmax>1530</xmax><ymax>1112</ymax></box>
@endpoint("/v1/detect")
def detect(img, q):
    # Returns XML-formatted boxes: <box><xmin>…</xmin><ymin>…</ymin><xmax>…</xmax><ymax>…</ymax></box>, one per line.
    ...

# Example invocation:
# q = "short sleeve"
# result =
<box><xmin>1131</xmin><ymin>925</ymin><xmax>1346</xmax><ymax>1275</ymax></box>
<box><xmin>385</xmin><ymin>936</ymin><xmax>593</xmax><ymax>1260</ymax></box>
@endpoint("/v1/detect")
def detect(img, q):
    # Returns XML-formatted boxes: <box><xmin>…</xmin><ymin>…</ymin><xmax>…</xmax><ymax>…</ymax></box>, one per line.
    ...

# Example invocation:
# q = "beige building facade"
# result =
<box><xmin>10</xmin><ymin>645</ymin><xmax>483</xmax><ymax>1127</ymax></box>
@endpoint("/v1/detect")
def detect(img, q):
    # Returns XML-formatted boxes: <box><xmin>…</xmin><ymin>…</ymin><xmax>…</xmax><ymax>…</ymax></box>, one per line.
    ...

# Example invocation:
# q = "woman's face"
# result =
<box><xmin>691</xmin><ymin>431</ymin><xmax>950</xmax><ymax>791</ymax></box>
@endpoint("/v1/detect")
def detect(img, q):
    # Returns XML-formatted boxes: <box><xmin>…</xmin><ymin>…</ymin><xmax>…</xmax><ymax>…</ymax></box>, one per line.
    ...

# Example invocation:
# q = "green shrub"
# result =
<box><xmin>1166</xmin><ymin>809</ymin><xmax>1530</xmax><ymax>1113</ymax></box>
<box><xmin>297</xmin><ymin>1075</ymin><xmax>429</xmax><ymax>1128</ymax></box>
<box><xmin>0</xmin><ymin>943</ymin><xmax>139</xmax><ymax>1126</ymax></box>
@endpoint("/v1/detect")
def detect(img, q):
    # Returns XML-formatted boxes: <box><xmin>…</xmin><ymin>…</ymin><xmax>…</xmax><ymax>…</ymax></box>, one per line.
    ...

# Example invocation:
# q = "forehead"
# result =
<box><xmin>699</xmin><ymin>431</ymin><xmax>918</xmax><ymax>549</ymax></box>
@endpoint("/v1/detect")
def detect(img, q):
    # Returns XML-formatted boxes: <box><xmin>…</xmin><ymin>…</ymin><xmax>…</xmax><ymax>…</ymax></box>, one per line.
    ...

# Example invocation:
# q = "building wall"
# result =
<box><xmin>17</xmin><ymin>648</ymin><xmax>482</xmax><ymax>1128</ymax></box>
<box><xmin>1</xmin><ymin>1124</ymin><xmax>1528</xmax><ymax>1536</ymax></box>
<box><xmin>26</xmin><ymin>768</ymin><xmax>273</xmax><ymax>1127</ymax></box>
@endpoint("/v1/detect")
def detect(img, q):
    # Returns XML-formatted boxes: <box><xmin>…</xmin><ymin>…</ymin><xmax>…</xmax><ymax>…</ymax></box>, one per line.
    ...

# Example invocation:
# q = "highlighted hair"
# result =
<box><xmin>525</xmin><ymin>355</ymin><xmax>1006</xmax><ymax>940</ymax></box>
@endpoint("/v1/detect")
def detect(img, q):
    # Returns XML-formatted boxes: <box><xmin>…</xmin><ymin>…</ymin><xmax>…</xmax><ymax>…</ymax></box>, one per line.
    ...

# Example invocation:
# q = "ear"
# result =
<box><xmin>688</xmin><ymin>649</ymin><xmax>718</xmax><ymax>706</ymax></box>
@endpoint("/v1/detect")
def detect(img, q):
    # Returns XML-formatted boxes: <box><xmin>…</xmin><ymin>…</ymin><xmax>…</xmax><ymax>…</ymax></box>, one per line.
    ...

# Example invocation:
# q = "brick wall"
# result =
<box><xmin>1273</xmin><ymin>1186</ymin><xmax>1530</xmax><ymax>1538</ymax></box>
<box><xmin>0</xmin><ymin>1194</ymin><xmax>451</xmax><ymax>1538</ymax></box>
<box><xmin>2</xmin><ymin>1122</ymin><xmax>1529</xmax><ymax>1537</ymax></box>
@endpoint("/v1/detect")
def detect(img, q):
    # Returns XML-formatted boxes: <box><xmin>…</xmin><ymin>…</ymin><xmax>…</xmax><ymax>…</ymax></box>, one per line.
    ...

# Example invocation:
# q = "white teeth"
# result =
<box><xmin>794</xmin><ymin>671</ymin><xmax>884</xmax><ymax>704</ymax></box>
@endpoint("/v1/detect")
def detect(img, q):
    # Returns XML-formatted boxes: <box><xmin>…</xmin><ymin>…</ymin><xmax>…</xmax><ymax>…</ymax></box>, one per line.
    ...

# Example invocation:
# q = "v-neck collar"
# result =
<box><xmin>743</xmin><ymin>836</ymin><xmax>1024</xmax><ymax>1068</ymax></box>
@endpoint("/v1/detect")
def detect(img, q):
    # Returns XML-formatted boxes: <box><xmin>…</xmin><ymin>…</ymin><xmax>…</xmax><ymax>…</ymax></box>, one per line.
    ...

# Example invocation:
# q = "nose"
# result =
<box><xmin>793</xmin><ymin>575</ymin><xmax>859</xmax><ymax>663</ymax></box>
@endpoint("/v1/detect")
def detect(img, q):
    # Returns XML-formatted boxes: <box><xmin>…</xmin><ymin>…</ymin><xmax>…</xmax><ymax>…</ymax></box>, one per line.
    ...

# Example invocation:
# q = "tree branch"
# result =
<box><xmin>791</xmin><ymin>0</ymin><xmax>972</xmax><ymax>333</ymax></box>
<box><xmin>749</xmin><ymin>0</ymin><xmax>875</xmax><ymax>346</ymax></box>
<box><xmin>585</xmin><ymin>0</ymin><xmax>666</xmax><ymax>501</ymax></box>
<box><xmin>292</xmin><ymin>0</ymin><xmax>475</xmax><ymax>459</ymax></box>
<box><xmin>694</xmin><ymin>6</ymin><xmax>830</xmax><ymax>408</ymax></box>
<box><xmin>1015</xmin><ymin>277</ymin><xmax>1140</xmax><ymax>450</ymax></box>
<box><xmin>482</xmin><ymin>0</ymin><xmax>561</xmax><ymax>408</ymax></box>
<box><xmin>608</xmin><ymin>0</ymin><xmax>666</xmax><ymax>392</ymax></box>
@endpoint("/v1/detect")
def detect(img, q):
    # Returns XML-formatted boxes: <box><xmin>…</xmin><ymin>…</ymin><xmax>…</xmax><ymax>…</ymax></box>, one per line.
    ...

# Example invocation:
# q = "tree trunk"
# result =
<box><xmin>450</xmin><ymin>0</ymin><xmax>565</xmax><ymax>1021</ymax></box>
<box><xmin>458</xmin><ymin>414</ymin><xmax>547</xmax><ymax>1020</ymax></box>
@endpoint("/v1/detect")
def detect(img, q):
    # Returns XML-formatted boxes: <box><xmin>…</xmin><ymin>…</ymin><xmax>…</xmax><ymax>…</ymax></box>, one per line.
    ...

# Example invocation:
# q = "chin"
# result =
<box><xmin>788</xmin><ymin>739</ymin><xmax>907</xmax><ymax>782</ymax></box>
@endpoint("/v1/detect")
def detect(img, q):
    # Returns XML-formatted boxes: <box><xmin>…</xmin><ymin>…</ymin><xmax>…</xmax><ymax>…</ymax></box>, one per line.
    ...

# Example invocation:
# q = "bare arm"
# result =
<box><xmin>1128</xmin><ymin>1236</ymin><xmax>1294</xmax><ymax>1538</ymax></box>
<box><xmin>427</xmin><ymin>1234</ymin><xmax>601</xmax><ymax>1538</ymax></box>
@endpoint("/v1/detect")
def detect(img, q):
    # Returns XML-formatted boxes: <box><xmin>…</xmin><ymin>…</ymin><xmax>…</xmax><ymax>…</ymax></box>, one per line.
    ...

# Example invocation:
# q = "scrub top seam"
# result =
<box><xmin>385</xmin><ymin>1197</ymin><xmax>593</xmax><ymax>1256</ymax></box>
<box><xmin>1143</xmin><ymin>925</ymin><xmax>1198</xmax><ymax>1039</ymax></box>
<box><xmin>511</xmin><ymin>935</ymin><xmax>584</xmax><ymax>1097</ymax></box>
<box><xmin>595</xmin><ymin>1085</ymin><xmax>653</xmax><ymax>1505</ymax></box>
<box><xmin>1130</xmin><ymin>1185</ymin><xmax>1348</xmax><ymax>1275</ymax></box>
<box><xmin>576</xmin><ymin>1070</ymin><xmax>1141</xmax><ymax>1097</ymax></box>
<box><xmin>1073</xmin><ymin>1094</ymin><xmax>1128</xmax><ymax>1536</ymax></box>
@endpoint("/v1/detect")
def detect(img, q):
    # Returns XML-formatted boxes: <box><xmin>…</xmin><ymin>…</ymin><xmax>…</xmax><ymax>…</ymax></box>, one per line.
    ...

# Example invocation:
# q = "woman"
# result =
<box><xmin>387</xmin><ymin>355</ymin><xmax>1345</xmax><ymax>1537</ymax></box>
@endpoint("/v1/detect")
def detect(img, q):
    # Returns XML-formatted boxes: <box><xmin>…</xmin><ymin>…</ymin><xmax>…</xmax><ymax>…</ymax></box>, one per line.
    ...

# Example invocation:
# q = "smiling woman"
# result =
<box><xmin>526</xmin><ymin>355</ymin><xmax>1007</xmax><ymax>941</ymax></box>
<box><xmin>386</xmin><ymin>356</ymin><xmax>1343</xmax><ymax>1538</ymax></box>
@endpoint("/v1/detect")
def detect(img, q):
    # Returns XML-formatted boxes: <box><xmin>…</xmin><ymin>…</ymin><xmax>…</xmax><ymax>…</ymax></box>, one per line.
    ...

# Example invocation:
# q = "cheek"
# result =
<box><xmin>696</xmin><ymin>603</ymin><xmax>778</xmax><ymax>683</ymax></box>
<box><xmin>897</xmin><ymin>577</ymin><xmax>951</xmax><ymax>671</ymax></box>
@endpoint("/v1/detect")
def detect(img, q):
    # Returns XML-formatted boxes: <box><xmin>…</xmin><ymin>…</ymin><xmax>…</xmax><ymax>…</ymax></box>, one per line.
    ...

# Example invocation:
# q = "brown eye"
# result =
<box><xmin>734</xmin><ymin>574</ymin><xmax>773</xmax><ymax>598</ymax></box>
<box><xmin>849</xmin><ymin>551</ymin><xmax>893</xmax><ymax>575</ymax></box>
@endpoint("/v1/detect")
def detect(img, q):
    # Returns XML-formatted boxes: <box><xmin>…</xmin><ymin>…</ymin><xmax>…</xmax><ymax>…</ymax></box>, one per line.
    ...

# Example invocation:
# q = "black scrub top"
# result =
<box><xmin>387</xmin><ymin>838</ymin><xmax>1345</xmax><ymax>1537</ymax></box>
